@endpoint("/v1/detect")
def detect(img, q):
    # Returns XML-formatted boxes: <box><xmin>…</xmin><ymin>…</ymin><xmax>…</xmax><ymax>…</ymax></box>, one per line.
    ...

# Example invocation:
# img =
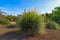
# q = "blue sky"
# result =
<box><xmin>0</xmin><ymin>0</ymin><xmax>60</xmax><ymax>15</ymax></box>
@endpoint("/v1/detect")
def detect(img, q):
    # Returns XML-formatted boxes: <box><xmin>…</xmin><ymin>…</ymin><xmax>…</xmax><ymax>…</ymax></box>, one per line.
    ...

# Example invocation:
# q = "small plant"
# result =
<box><xmin>16</xmin><ymin>10</ymin><xmax>46</xmax><ymax>35</ymax></box>
<box><xmin>0</xmin><ymin>18</ymin><xmax>10</xmax><ymax>25</ymax></box>
<box><xmin>47</xmin><ymin>19</ymin><xmax>59</xmax><ymax>29</ymax></box>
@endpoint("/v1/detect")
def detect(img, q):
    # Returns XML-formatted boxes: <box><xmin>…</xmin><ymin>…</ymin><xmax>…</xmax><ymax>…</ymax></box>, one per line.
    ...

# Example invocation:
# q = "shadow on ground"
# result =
<box><xmin>6</xmin><ymin>25</ymin><xmax>15</xmax><ymax>28</ymax></box>
<box><xmin>0</xmin><ymin>32</ymin><xmax>33</xmax><ymax>40</ymax></box>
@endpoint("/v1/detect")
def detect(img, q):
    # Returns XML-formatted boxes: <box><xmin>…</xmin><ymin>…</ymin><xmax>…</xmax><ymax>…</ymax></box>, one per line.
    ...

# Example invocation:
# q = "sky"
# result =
<box><xmin>0</xmin><ymin>0</ymin><xmax>60</xmax><ymax>16</ymax></box>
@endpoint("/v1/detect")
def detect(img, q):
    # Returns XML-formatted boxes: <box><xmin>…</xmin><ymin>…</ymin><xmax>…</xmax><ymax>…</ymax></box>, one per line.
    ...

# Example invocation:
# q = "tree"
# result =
<box><xmin>5</xmin><ymin>15</ymin><xmax>17</xmax><ymax>21</ymax></box>
<box><xmin>52</xmin><ymin>7</ymin><xmax>60</xmax><ymax>24</ymax></box>
<box><xmin>46</xmin><ymin>7</ymin><xmax>60</xmax><ymax>24</ymax></box>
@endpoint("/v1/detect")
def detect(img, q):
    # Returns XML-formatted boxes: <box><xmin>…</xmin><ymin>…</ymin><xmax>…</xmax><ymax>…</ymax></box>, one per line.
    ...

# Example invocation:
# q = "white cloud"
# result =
<box><xmin>0</xmin><ymin>0</ymin><xmax>60</xmax><ymax>14</ymax></box>
<box><xmin>52</xmin><ymin>0</ymin><xmax>60</xmax><ymax>6</ymax></box>
<box><xmin>0</xmin><ymin>7</ymin><xmax>12</xmax><ymax>15</ymax></box>
<box><xmin>0</xmin><ymin>7</ymin><xmax>22</xmax><ymax>16</ymax></box>
<box><xmin>43</xmin><ymin>0</ymin><xmax>60</xmax><ymax>13</ymax></box>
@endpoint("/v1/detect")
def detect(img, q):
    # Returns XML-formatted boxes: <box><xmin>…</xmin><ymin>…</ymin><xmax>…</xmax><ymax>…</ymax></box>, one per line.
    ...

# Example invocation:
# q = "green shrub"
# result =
<box><xmin>38</xmin><ymin>15</ymin><xmax>46</xmax><ymax>35</ymax></box>
<box><xmin>47</xmin><ymin>19</ymin><xmax>59</xmax><ymax>29</ymax></box>
<box><xmin>16</xmin><ymin>10</ymin><xmax>46</xmax><ymax>35</ymax></box>
<box><xmin>0</xmin><ymin>18</ymin><xmax>10</xmax><ymax>25</ymax></box>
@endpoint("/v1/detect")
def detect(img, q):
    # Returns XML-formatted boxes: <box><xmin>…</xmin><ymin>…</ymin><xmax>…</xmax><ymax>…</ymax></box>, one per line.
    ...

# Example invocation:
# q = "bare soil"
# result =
<box><xmin>0</xmin><ymin>22</ymin><xmax>60</xmax><ymax>40</ymax></box>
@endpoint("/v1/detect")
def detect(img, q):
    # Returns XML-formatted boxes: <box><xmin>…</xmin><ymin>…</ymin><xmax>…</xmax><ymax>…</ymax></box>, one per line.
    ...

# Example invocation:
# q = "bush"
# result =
<box><xmin>16</xmin><ymin>10</ymin><xmax>46</xmax><ymax>35</ymax></box>
<box><xmin>5</xmin><ymin>15</ymin><xmax>17</xmax><ymax>21</ymax></box>
<box><xmin>38</xmin><ymin>15</ymin><xmax>46</xmax><ymax>35</ymax></box>
<box><xmin>0</xmin><ymin>18</ymin><xmax>10</xmax><ymax>25</ymax></box>
<box><xmin>47</xmin><ymin>19</ymin><xmax>59</xmax><ymax>29</ymax></box>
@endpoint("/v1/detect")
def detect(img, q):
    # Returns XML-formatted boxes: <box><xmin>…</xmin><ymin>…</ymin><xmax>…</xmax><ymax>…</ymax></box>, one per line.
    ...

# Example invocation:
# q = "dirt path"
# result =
<box><xmin>0</xmin><ymin>28</ymin><xmax>18</xmax><ymax>35</ymax></box>
<box><xmin>0</xmin><ymin>22</ymin><xmax>60</xmax><ymax>40</ymax></box>
<box><xmin>44</xmin><ymin>29</ymin><xmax>60</xmax><ymax>40</ymax></box>
<box><xmin>0</xmin><ymin>29</ymin><xmax>60</xmax><ymax>40</ymax></box>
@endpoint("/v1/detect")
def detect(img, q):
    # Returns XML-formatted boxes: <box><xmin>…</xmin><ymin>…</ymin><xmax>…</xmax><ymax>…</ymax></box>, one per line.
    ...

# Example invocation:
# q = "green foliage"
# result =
<box><xmin>5</xmin><ymin>15</ymin><xmax>17</xmax><ymax>21</ymax></box>
<box><xmin>47</xmin><ymin>19</ymin><xmax>59</xmax><ymax>29</ymax></box>
<box><xmin>16</xmin><ymin>10</ymin><xmax>46</xmax><ymax>35</ymax></box>
<box><xmin>38</xmin><ymin>15</ymin><xmax>46</xmax><ymax>35</ymax></box>
<box><xmin>46</xmin><ymin>7</ymin><xmax>60</xmax><ymax>24</ymax></box>
<box><xmin>0</xmin><ymin>18</ymin><xmax>10</xmax><ymax>25</ymax></box>
<box><xmin>0</xmin><ymin>10</ymin><xmax>10</xmax><ymax>24</ymax></box>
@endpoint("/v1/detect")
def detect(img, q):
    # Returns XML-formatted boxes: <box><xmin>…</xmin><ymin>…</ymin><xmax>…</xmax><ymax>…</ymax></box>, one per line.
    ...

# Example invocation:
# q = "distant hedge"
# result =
<box><xmin>0</xmin><ymin>18</ymin><xmax>10</xmax><ymax>25</ymax></box>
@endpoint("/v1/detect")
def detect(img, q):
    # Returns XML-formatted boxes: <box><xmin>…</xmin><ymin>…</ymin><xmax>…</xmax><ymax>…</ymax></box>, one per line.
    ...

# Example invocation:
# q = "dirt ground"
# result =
<box><xmin>0</xmin><ymin>22</ymin><xmax>60</xmax><ymax>40</ymax></box>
